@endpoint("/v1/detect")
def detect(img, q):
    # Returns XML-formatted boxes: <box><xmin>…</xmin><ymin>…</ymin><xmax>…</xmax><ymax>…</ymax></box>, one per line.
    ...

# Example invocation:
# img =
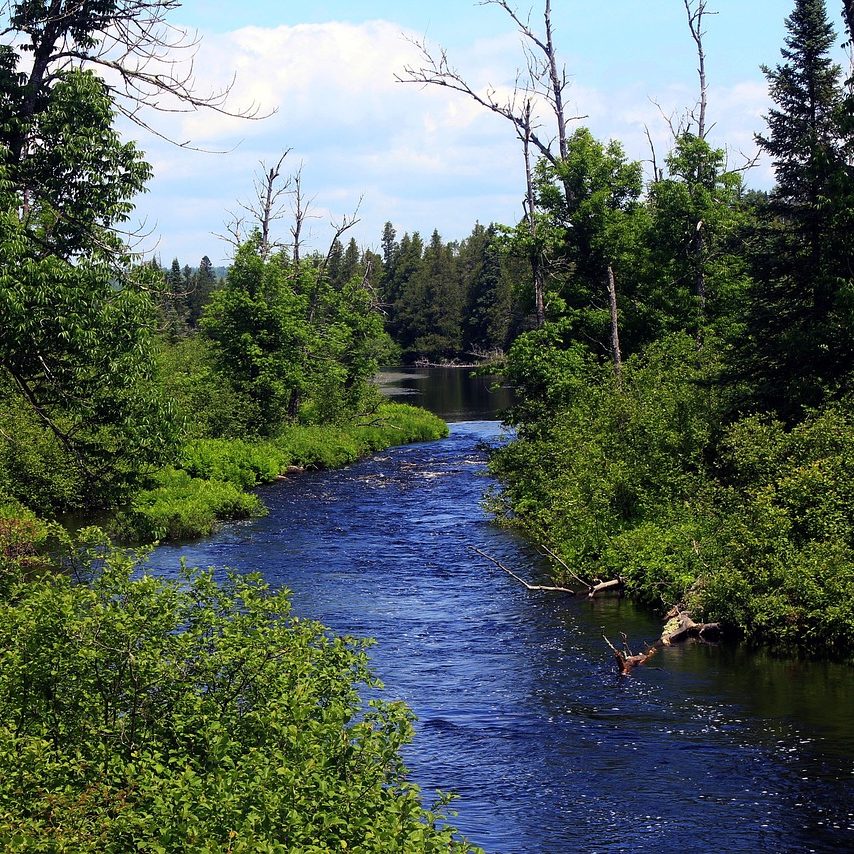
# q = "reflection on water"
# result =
<box><xmin>376</xmin><ymin>366</ymin><xmax>513</xmax><ymax>422</ymax></box>
<box><xmin>148</xmin><ymin>422</ymin><xmax>854</xmax><ymax>853</ymax></box>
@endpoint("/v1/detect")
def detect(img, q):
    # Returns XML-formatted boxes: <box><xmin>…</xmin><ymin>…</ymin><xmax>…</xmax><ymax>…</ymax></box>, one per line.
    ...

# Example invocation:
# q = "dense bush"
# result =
<box><xmin>115</xmin><ymin>404</ymin><xmax>448</xmax><ymax>543</ymax></box>
<box><xmin>492</xmin><ymin>332</ymin><xmax>854</xmax><ymax>660</ymax></box>
<box><xmin>0</xmin><ymin>538</ymin><xmax>476</xmax><ymax>852</ymax></box>
<box><xmin>116</xmin><ymin>468</ymin><xmax>265</xmax><ymax>543</ymax></box>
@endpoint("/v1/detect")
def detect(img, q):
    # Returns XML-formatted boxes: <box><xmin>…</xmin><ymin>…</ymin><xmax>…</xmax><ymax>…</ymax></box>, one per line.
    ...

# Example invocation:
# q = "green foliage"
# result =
<box><xmin>0</xmin><ymin>380</ymin><xmax>84</xmax><ymax>514</ymax></box>
<box><xmin>532</xmin><ymin>127</ymin><xmax>646</xmax><ymax>355</ymax></box>
<box><xmin>115</xmin><ymin>404</ymin><xmax>448</xmax><ymax>543</ymax></box>
<box><xmin>0</xmin><ymin>542</ymin><xmax>477</xmax><ymax>851</ymax></box>
<box><xmin>740</xmin><ymin>0</ymin><xmax>854</xmax><ymax>419</ymax></box>
<box><xmin>493</xmin><ymin>331</ymin><xmax>854</xmax><ymax>658</ymax></box>
<box><xmin>156</xmin><ymin>335</ymin><xmax>253</xmax><ymax>440</ymax></box>
<box><xmin>493</xmin><ymin>333</ymin><xmax>720</xmax><ymax>568</ymax></box>
<box><xmin>117</xmin><ymin>468</ymin><xmax>265</xmax><ymax>543</ymax></box>
<box><xmin>0</xmin><ymin>64</ymin><xmax>179</xmax><ymax>511</ymax></box>
<box><xmin>645</xmin><ymin>134</ymin><xmax>751</xmax><ymax>342</ymax></box>
<box><xmin>202</xmin><ymin>242</ymin><xmax>310</xmax><ymax>433</ymax></box>
<box><xmin>202</xmin><ymin>240</ymin><xmax>393</xmax><ymax>433</ymax></box>
<box><xmin>0</xmin><ymin>499</ymin><xmax>53</xmax><ymax>597</ymax></box>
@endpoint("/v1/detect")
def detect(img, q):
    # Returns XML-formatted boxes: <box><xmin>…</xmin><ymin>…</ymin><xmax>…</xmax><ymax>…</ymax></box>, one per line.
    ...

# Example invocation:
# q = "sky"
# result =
<box><xmin>123</xmin><ymin>1</ymin><xmax>854</xmax><ymax>266</ymax></box>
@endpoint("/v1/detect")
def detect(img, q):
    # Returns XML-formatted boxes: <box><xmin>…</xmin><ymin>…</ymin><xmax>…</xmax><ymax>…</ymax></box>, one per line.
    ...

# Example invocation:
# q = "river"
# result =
<box><xmin>147</xmin><ymin>367</ymin><xmax>853</xmax><ymax>853</ymax></box>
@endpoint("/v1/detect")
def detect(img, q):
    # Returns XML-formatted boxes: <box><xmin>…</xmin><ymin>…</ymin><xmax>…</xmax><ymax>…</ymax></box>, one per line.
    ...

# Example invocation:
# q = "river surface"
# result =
<box><xmin>148</xmin><ymin>368</ymin><xmax>853</xmax><ymax>853</ymax></box>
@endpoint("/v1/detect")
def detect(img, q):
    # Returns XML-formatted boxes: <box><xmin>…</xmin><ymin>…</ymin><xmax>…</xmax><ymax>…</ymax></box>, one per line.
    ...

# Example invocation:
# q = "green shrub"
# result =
<box><xmin>0</xmin><ymin>544</ymin><xmax>477</xmax><ymax>852</ymax></box>
<box><xmin>116</xmin><ymin>468</ymin><xmax>265</xmax><ymax>542</ymax></box>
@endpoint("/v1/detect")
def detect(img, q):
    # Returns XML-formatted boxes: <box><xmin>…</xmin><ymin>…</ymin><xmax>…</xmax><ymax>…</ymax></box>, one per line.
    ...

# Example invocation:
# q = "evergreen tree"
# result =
<box><xmin>461</xmin><ymin>224</ymin><xmax>511</xmax><ymax>353</ymax></box>
<box><xmin>340</xmin><ymin>237</ymin><xmax>361</xmax><ymax>286</ymax></box>
<box><xmin>740</xmin><ymin>0</ymin><xmax>853</xmax><ymax>418</ymax></box>
<box><xmin>395</xmin><ymin>230</ymin><xmax>461</xmax><ymax>358</ymax></box>
<box><xmin>388</xmin><ymin>232</ymin><xmax>424</xmax><ymax>345</ymax></box>
<box><xmin>326</xmin><ymin>239</ymin><xmax>344</xmax><ymax>289</ymax></box>
<box><xmin>187</xmin><ymin>255</ymin><xmax>219</xmax><ymax>329</ymax></box>
<box><xmin>378</xmin><ymin>221</ymin><xmax>400</xmax><ymax>308</ymax></box>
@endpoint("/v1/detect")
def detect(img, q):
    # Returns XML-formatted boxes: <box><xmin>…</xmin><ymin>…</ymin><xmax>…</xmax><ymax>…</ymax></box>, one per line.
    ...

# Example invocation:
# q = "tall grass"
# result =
<box><xmin>118</xmin><ymin>404</ymin><xmax>447</xmax><ymax>543</ymax></box>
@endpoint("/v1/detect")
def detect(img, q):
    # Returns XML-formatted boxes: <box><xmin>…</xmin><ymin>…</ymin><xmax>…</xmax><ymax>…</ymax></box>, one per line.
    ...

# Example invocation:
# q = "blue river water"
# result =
<box><xmin>147</xmin><ymin>375</ymin><xmax>853</xmax><ymax>853</ymax></box>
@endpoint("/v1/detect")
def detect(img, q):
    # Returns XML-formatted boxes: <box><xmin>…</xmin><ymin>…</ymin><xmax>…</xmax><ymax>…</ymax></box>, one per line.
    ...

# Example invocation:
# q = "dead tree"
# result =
<box><xmin>683</xmin><ymin>0</ymin><xmax>718</xmax><ymax>319</ymax></box>
<box><xmin>606</xmin><ymin>265</ymin><xmax>622</xmax><ymax>383</ymax></box>
<box><xmin>253</xmin><ymin>152</ymin><xmax>293</xmax><ymax>261</ymax></box>
<box><xmin>397</xmin><ymin>0</ymin><xmax>584</xmax><ymax>327</ymax></box>
<box><xmin>218</xmin><ymin>151</ymin><xmax>294</xmax><ymax>260</ymax></box>
<box><xmin>683</xmin><ymin>0</ymin><xmax>715</xmax><ymax>141</ymax></box>
<box><xmin>518</xmin><ymin>98</ymin><xmax>546</xmax><ymax>326</ymax></box>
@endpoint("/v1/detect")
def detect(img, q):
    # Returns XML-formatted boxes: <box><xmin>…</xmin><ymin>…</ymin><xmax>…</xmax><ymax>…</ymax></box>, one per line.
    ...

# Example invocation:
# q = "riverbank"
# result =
<box><xmin>117</xmin><ymin>403</ymin><xmax>448</xmax><ymax>543</ymax></box>
<box><xmin>490</xmin><ymin>335</ymin><xmax>854</xmax><ymax>664</ymax></box>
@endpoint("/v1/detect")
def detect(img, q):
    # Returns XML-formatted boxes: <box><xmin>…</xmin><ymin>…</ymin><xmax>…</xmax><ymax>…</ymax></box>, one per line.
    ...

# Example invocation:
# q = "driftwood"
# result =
<box><xmin>588</xmin><ymin>578</ymin><xmax>624</xmax><ymax>598</ymax></box>
<box><xmin>538</xmin><ymin>544</ymin><xmax>591</xmax><ymax>591</ymax></box>
<box><xmin>660</xmin><ymin>609</ymin><xmax>721</xmax><ymax>644</ymax></box>
<box><xmin>605</xmin><ymin>609</ymin><xmax>722</xmax><ymax>676</ymax></box>
<box><xmin>603</xmin><ymin>633</ymin><xmax>658</xmax><ymax>676</ymax></box>
<box><xmin>537</xmin><ymin>545</ymin><xmax>623</xmax><ymax>598</ymax></box>
<box><xmin>471</xmin><ymin>548</ymin><xmax>575</xmax><ymax>594</ymax></box>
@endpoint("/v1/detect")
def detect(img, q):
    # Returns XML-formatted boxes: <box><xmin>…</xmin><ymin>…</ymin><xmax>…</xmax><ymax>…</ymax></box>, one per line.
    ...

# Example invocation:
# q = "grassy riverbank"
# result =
<box><xmin>117</xmin><ymin>403</ymin><xmax>448</xmax><ymax>543</ymax></box>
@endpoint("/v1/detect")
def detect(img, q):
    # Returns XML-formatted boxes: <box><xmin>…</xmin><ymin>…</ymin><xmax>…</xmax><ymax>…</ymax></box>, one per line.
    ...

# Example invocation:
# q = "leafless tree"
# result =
<box><xmin>1</xmin><ymin>0</ymin><xmax>265</xmax><ymax>160</ymax></box>
<box><xmin>683</xmin><ymin>0</ymin><xmax>717</xmax><ymax>141</ymax></box>
<box><xmin>398</xmin><ymin>0</ymin><xmax>585</xmax><ymax>327</ymax></box>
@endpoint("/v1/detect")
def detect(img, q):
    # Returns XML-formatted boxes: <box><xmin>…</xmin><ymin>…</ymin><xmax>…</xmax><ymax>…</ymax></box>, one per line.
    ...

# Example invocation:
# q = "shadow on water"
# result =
<box><xmin>376</xmin><ymin>366</ymin><xmax>513</xmax><ymax>422</ymax></box>
<box><xmin>147</xmin><ymin>376</ymin><xmax>853</xmax><ymax>853</ymax></box>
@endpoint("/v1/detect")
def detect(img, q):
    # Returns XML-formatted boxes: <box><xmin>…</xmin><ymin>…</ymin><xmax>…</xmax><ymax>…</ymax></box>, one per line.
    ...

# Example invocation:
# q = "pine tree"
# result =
<box><xmin>741</xmin><ymin>0</ymin><xmax>853</xmax><ymax>418</ymax></box>
<box><xmin>187</xmin><ymin>255</ymin><xmax>219</xmax><ymax>329</ymax></box>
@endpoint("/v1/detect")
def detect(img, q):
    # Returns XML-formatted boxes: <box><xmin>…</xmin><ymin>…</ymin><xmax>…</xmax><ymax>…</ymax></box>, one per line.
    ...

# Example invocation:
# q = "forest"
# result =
<box><xmin>0</xmin><ymin>0</ymin><xmax>852</xmax><ymax>849</ymax></box>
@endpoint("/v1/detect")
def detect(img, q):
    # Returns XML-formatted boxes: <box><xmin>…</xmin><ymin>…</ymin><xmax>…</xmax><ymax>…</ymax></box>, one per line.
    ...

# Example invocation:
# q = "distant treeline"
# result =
<box><xmin>155</xmin><ymin>223</ymin><xmax>532</xmax><ymax>361</ymax></box>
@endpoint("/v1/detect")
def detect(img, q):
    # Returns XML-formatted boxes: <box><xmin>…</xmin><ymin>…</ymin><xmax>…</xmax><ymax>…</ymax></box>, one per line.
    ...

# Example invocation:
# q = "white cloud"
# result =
<box><xmin>128</xmin><ymin>17</ymin><xmax>775</xmax><ymax>263</ymax></box>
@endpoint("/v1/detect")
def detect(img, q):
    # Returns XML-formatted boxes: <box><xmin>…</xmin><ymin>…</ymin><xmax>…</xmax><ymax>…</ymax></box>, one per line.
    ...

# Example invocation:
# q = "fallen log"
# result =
<box><xmin>603</xmin><ymin>633</ymin><xmax>658</xmax><ymax>675</ymax></box>
<box><xmin>605</xmin><ymin>609</ymin><xmax>722</xmax><ymax>675</ymax></box>
<box><xmin>471</xmin><ymin>548</ymin><xmax>576</xmax><ymax>594</ymax></box>
<box><xmin>538</xmin><ymin>544</ymin><xmax>592</xmax><ymax>591</ymax></box>
<box><xmin>660</xmin><ymin>610</ymin><xmax>721</xmax><ymax>645</ymax></box>
<box><xmin>588</xmin><ymin>578</ymin><xmax>624</xmax><ymax>598</ymax></box>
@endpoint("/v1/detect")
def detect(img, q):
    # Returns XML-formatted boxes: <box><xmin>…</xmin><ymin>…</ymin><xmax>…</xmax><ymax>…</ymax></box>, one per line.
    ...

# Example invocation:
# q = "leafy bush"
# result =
<box><xmin>115</xmin><ymin>403</ymin><xmax>447</xmax><ymax>544</ymax></box>
<box><xmin>0</xmin><ymin>541</ymin><xmax>477</xmax><ymax>851</ymax></box>
<box><xmin>492</xmin><ymin>332</ymin><xmax>854</xmax><ymax>659</ymax></box>
<box><xmin>116</xmin><ymin>468</ymin><xmax>265</xmax><ymax>542</ymax></box>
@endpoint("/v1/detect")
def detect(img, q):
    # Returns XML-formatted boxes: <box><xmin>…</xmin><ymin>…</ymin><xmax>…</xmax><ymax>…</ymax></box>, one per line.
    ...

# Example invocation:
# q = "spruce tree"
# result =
<box><xmin>741</xmin><ymin>0</ymin><xmax>853</xmax><ymax>418</ymax></box>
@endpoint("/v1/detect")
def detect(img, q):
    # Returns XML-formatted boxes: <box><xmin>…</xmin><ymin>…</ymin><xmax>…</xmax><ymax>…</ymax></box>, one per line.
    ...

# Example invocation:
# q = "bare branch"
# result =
<box><xmin>471</xmin><ymin>547</ymin><xmax>576</xmax><ymax>594</ymax></box>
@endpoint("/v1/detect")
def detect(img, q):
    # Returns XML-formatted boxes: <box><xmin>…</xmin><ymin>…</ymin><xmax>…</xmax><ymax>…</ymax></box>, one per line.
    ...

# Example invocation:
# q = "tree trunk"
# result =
<box><xmin>522</xmin><ymin>113</ymin><xmax>546</xmax><ymax>328</ymax></box>
<box><xmin>606</xmin><ymin>265</ymin><xmax>622</xmax><ymax>382</ymax></box>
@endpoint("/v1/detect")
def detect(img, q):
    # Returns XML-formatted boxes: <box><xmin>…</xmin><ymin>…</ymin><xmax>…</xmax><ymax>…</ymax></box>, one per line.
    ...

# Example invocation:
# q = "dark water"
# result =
<box><xmin>147</xmin><ymin>383</ymin><xmax>853</xmax><ymax>853</ymax></box>
<box><xmin>377</xmin><ymin>366</ymin><xmax>513</xmax><ymax>421</ymax></box>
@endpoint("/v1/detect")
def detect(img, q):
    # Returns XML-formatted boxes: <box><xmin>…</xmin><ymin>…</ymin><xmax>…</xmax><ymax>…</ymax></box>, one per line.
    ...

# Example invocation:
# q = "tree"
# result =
<box><xmin>202</xmin><ymin>242</ymin><xmax>309</xmax><ymax>434</ymax></box>
<box><xmin>461</xmin><ymin>223</ymin><xmax>511</xmax><ymax>354</ymax></box>
<box><xmin>399</xmin><ymin>0</ymin><xmax>584</xmax><ymax>326</ymax></box>
<box><xmin>740</xmin><ymin>0</ymin><xmax>853</xmax><ymax>417</ymax></box>
<box><xmin>537</xmin><ymin>128</ymin><xmax>644</xmax><ymax>373</ymax></box>
<box><xmin>0</xmin><ymin>70</ymin><xmax>177</xmax><ymax>507</ymax></box>
<box><xmin>186</xmin><ymin>255</ymin><xmax>219</xmax><ymax>329</ymax></box>
<box><xmin>395</xmin><ymin>230</ymin><xmax>462</xmax><ymax>359</ymax></box>
<box><xmin>0</xmin><ymin>0</ymin><xmax>256</xmax><ymax>510</ymax></box>
<box><xmin>0</xmin><ymin>1</ymin><xmax>254</xmax><ymax>160</ymax></box>
<box><xmin>645</xmin><ymin>134</ymin><xmax>749</xmax><ymax>341</ymax></box>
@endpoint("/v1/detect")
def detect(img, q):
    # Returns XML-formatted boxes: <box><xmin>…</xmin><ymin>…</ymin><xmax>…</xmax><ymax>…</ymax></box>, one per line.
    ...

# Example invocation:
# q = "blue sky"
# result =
<box><xmin>126</xmin><ymin>1</ymin><xmax>853</xmax><ymax>265</ymax></box>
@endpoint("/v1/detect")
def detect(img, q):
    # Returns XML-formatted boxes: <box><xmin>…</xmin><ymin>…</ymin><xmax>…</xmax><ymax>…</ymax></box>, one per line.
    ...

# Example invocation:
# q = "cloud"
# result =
<box><xmin>128</xmin><ymin>17</ymin><xmax>775</xmax><ymax>263</ymax></box>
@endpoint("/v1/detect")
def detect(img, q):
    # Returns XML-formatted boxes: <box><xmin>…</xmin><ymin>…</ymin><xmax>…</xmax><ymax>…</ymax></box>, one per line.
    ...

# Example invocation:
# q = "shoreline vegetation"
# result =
<box><xmin>116</xmin><ymin>402</ymin><xmax>448</xmax><ymax>544</ymax></box>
